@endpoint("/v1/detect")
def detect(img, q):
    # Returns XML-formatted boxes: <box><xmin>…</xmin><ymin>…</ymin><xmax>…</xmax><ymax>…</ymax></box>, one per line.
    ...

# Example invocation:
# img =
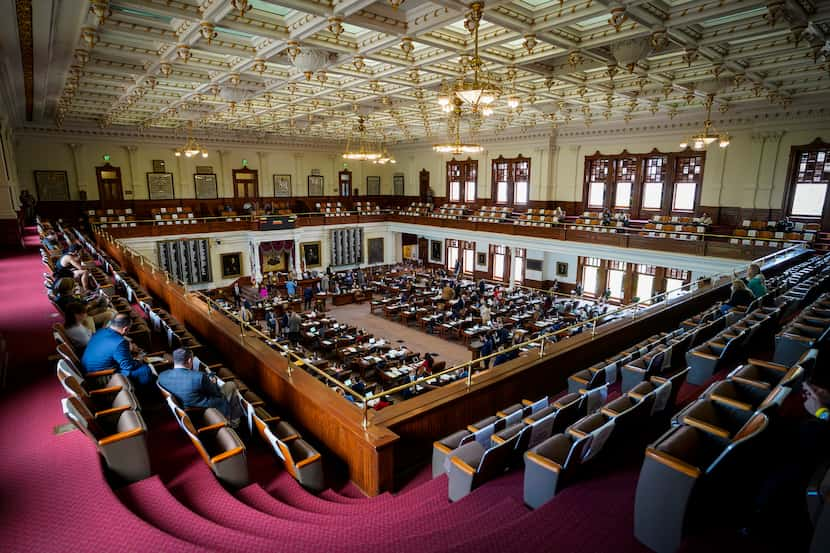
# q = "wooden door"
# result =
<box><xmin>95</xmin><ymin>164</ymin><xmax>123</xmax><ymax>202</ymax></box>
<box><xmin>232</xmin><ymin>168</ymin><xmax>259</xmax><ymax>198</ymax></box>
<box><xmin>339</xmin><ymin>170</ymin><xmax>352</xmax><ymax>196</ymax></box>
<box><xmin>417</xmin><ymin>237</ymin><xmax>428</xmax><ymax>264</ymax></box>
<box><xmin>419</xmin><ymin>169</ymin><xmax>430</xmax><ymax>199</ymax></box>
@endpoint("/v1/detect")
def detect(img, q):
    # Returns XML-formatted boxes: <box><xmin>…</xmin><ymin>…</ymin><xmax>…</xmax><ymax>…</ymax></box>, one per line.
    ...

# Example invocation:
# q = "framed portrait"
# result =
<box><xmin>393</xmin><ymin>174</ymin><xmax>404</xmax><ymax>195</ymax></box>
<box><xmin>33</xmin><ymin>170</ymin><xmax>70</xmax><ymax>201</ymax></box>
<box><xmin>274</xmin><ymin>174</ymin><xmax>291</xmax><ymax>197</ymax></box>
<box><xmin>147</xmin><ymin>172</ymin><xmax>175</xmax><ymax>200</ymax></box>
<box><xmin>152</xmin><ymin>159</ymin><xmax>166</xmax><ymax>172</ymax></box>
<box><xmin>308</xmin><ymin>174</ymin><xmax>324</xmax><ymax>196</ymax></box>
<box><xmin>220</xmin><ymin>252</ymin><xmax>242</xmax><ymax>278</ymax></box>
<box><xmin>301</xmin><ymin>241</ymin><xmax>321</xmax><ymax>268</ymax></box>
<box><xmin>477</xmin><ymin>252</ymin><xmax>487</xmax><ymax>266</ymax></box>
<box><xmin>430</xmin><ymin>239</ymin><xmax>442</xmax><ymax>263</ymax></box>
<box><xmin>368</xmin><ymin>237</ymin><xmax>384</xmax><ymax>264</ymax></box>
<box><xmin>556</xmin><ymin>262</ymin><xmax>568</xmax><ymax>277</ymax></box>
<box><xmin>366</xmin><ymin>175</ymin><xmax>380</xmax><ymax>195</ymax></box>
<box><xmin>194</xmin><ymin>173</ymin><xmax>218</xmax><ymax>199</ymax></box>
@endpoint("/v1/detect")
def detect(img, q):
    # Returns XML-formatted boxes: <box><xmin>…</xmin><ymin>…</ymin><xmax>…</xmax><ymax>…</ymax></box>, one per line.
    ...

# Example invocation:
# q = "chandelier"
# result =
<box><xmin>437</xmin><ymin>2</ymin><xmax>507</xmax><ymax>117</ymax></box>
<box><xmin>372</xmin><ymin>145</ymin><xmax>396</xmax><ymax>165</ymax></box>
<box><xmin>174</xmin><ymin>123</ymin><xmax>208</xmax><ymax>158</ymax></box>
<box><xmin>679</xmin><ymin>94</ymin><xmax>730</xmax><ymax>150</ymax></box>
<box><xmin>433</xmin><ymin>98</ymin><xmax>483</xmax><ymax>154</ymax></box>
<box><xmin>342</xmin><ymin>116</ymin><xmax>383</xmax><ymax>161</ymax></box>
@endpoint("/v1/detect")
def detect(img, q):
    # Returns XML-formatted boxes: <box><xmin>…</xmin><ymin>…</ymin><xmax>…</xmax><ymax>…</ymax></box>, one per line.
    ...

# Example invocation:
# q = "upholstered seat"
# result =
<box><xmin>251</xmin><ymin>407</ymin><xmax>323</xmax><ymax>491</ymax></box>
<box><xmin>59</xmin><ymin>368</ymin><xmax>139</xmax><ymax>416</ymax></box>
<box><xmin>686</xmin><ymin>334</ymin><xmax>742</xmax><ymax>386</ymax></box>
<box><xmin>57</xmin><ymin>357</ymin><xmax>132</xmax><ymax>394</ymax></box>
<box><xmin>61</xmin><ymin>396</ymin><xmax>151</xmax><ymax>483</ymax></box>
<box><xmin>447</xmin><ymin>432</ymin><xmax>519</xmax><ymax>501</ymax></box>
<box><xmin>178</xmin><ymin>409</ymin><xmax>248</xmax><ymax>488</ymax></box>
<box><xmin>634</xmin><ymin>413</ymin><xmax>769</xmax><ymax>553</ymax></box>
<box><xmin>522</xmin><ymin>430</ymin><xmax>593</xmax><ymax>508</ymax></box>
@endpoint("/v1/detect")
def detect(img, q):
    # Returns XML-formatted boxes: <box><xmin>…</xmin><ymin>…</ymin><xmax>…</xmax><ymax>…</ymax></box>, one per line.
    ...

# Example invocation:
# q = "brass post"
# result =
<box><xmin>240</xmin><ymin>320</ymin><xmax>246</xmax><ymax>340</ymax></box>
<box><xmin>466</xmin><ymin>362</ymin><xmax>472</xmax><ymax>390</ymax></box>
<box><xmin>539</xmin><ymin>337</ymin><xmax>545</xmax><ymax>357</ymax></box>
<box><xmin>362</xmin><ymin>402</ymin><xmax>369</xmax><ymax>429</ymax></box>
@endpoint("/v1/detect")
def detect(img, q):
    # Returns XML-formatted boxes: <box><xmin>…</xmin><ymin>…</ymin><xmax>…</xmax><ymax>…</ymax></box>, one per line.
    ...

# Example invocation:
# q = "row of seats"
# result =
<box><xmin>730</xmin><ymin>228</ymin><xmax>810</xmax><ymax>247</ymax></box>
<box><xmin>397</xmin><ymin>202</ymin><xmax>432</xmax><ymax>216</ymax></box>
<box><xmin>641</xmin><ymin>223</ymin><xmax>705</xmax><ymax>240</ymax></box>
<box><xmin>354</xmin><ymin>201</ymin><xmax>382</xmax><ymax>215</ymax></box>
<box><xmin>774</xmin><ymin>293</ymin><xmax>830</xmax><ymax>366</ymax></box>
<box><xmin>430</xmin><ymin>203</ymin><xmax>469</xmax><ymax>219</ymax></box>
<box><xmin>469</xmin><ymin>206</ymin><xmax>512</xmax><ymax>223</ymax></box>
<box><xmin>514</xmin><ymin>213</ymin><xmax>559</xmax><ymax>227</ymax></box>
<box><xmin>740</xmin><ymin>219</ymin><xmax>820</xmax><ymax>232</ymax></box>
<box><xmin>650</xmin><ymin>215</ymin><xmax>710</xmax><ymax>225</ymax></box>
<box><xmin>314</xmin><ymin>202</ymin><xmax>348</xmax><ymax>217</ymax></box>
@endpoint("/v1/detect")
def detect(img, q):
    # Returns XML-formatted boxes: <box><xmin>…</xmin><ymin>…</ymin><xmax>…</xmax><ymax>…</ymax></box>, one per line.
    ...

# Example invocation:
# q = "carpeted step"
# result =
<box><xmin>318</xmin><ymin>487</ymin><xmax>393</xmax><ymax>503</ymax></box>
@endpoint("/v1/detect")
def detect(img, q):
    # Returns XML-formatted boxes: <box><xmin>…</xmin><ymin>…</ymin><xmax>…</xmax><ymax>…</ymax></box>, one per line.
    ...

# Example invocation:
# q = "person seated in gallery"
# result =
<box><xmin>42</xmin><ymin>230</ymin><xmax>60</xmax><ymax>250</ymax></box>
<box><xmin>54</xmin><ymin>244</ymin><xmax>93</xmax><ymax>292</ymax></box>
<box><xmin>53</xmin><ymin>277</ymin><xmax>116</xmax><ymax>328</ymax></box>
<box><xmin>775</xmin><ymin>216</ymin><xmax>794</xmax><ymax>232</ymax></box>
<box><xmin>158</xmin><ymin>348</ymin><xmax>241</xmax><ymax>426</ymax></box>
<box><xmin>720</xmin><ymin>279</ymin><xmax>754</xmax><ymax>314</ymax></box>
<box><xmin>63</xmin><ymin>301</ymin><xmax>94</xmax><ymax>352</ymax></box>
<box><xmin>699</xmin><ymin>212</ymin><xmax>713</xmax><ymax>226</ymax></box>
<box><xmin>81</xmin><ymin>314</ymin><xmax>155</xmax><ymax>387</ymax></box>
<box><xmin>601</xmin><ymin>209</ymin><xmax>612</xmax><ymax>226</ymax></box>
<box><xmin>554</xmin><ymin>206</ymin><xmax>565</xmax><ymax>220</ymax></box>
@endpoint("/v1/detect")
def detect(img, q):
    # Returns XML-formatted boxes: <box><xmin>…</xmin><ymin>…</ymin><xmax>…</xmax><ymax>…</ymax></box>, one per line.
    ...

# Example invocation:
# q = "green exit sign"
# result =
<box><xmin>242</xmin><ymin>159</ymin><xmax>248</xmax><ymax>166</ymax></box>
<box><xmin>103</xmin><ymin>154</ymin><xmax>110</xmax><ymax>162</ymax></box>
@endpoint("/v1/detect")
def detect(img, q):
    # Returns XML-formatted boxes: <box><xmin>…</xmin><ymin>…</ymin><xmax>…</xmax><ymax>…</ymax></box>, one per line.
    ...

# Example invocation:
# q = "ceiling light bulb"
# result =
<box><xmin>693</xmin><ymin>139</ymin><xmax>705</xmax><ymax>150</ymax></box>
<box><xmin>507</xmin><ymin>96</ymin><xmax>520</xmax><ymax>109</ymax></box>
<box><xmin>442</xmin><ymin>104</ymin><xmax>452</xmax><ymax>113</ymax></box>
<box><xmin>438</xmin><ymin>95</ymin><xmax>450</xmax><ymax>106</ymax></box>
<box><xmin>175</xmin><ymin>151</ymin><xmax>182</xmax><ymax>156</ymax></box>
<box><xmin>480</xmin><ymin>93</ymin><xmax>495</xmax><ymax>104</ymax></box>
<box><xmin>702</xmin><ymin>136</ymin><xmax>717</xmax><ymax>145</ymax></box>
<box><xmin>202</xmin><ymin>151</ymin><xmax>209</xmax><ymax>158</ymax></box>
<box><xmin>185</xmin><ymin>151</ymin><xmax>193</xmax><ymax>157</ymax></box>
<box><xmin>719</xmin><ymin>135</ymin><xmax>730</xmax><ymax>148</ymax></box>
<box><xmin>482</xmin><ymin>107</ymin><xmax>493</xmax><ymax>116</ymax></box>
<box><xmin>679</xmin><ymin>141</ymin><xmax>688</xmax><ymax>149</ymax></box>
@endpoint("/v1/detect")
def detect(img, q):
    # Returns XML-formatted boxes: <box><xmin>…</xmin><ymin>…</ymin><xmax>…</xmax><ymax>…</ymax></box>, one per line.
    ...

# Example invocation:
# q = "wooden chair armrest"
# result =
<box><xmin>682</xmin><ymin>417</ymin><xmax>731</xmax><ymax>439</ymax></box>
<box><xmin>624</xmin><ymin>365</ymin><xmax>646</xmax><ymax>374</ymax></box>
<box><xmin>450</xmin><ymin>456</ymin><xmax>476</xmax><ymax>476</ymax></box>
<box><xmin>692</xmin><ymin>351</ymin><xmax>719</xmax><ymax>360</ymax></box>
<box><xmin>98</xmin><ymin>427</ymin><xmax>144</xmax><ymax>446</ymax></box>
<box><xmin>601</xmin><ymin>407</ymin><xmax>620</xmax><ymax>417</ymax></box>
<box><xmin>525</xmin><ymin>451</ymin><xmax>562</xmax><ymax>473</ymax></box>
<box><xmin>645</xmin><ymin>448</ymin><xmax>701</xmax><ymax>478</ymax></box>
<box><xmin>433</xmin><ymin>441</ymin><xmax>453</xmax><ymax>454</ymax></box>
<box><xmin>295</xmin><ymin>453</ymin><xmax>322</xmax><ymax>469</ymax></box>
<box><xmin>196</xmin><ymin>422</ymin><xmax>227</xmax><ymax>434</ymax></box>
<box><xmin>567</xmin><ymin>428</ymin><xmax>587</xmax><ymax>439</ymax></box>
<box><xmin>570</xmin><ymin>375</ymin><xmax>588</xmax><ymax>384</ymax></box>
<box><xmin>710</xmin><ymin>394</ymin><xmax>753</xmax><ymax>411</ymax></box>
<box><xmin>210</xmin><ymin>446</ymin><xmax>245</xmax><ymax>464</ymax></box>
<box><xmin>86</xmin><ymin>368</ymin><xmax>116</xmax><ymax>378</ymax></box>
<box><xmin>521</xmin><ymin>399</ymin><xmax>533</xmax><ymax>407</ymax></box>
<box><xmin>94</xmin><ymin>404</ymin><xmax>131</xmax><ymax>418</ymax></box>
<box><xmin>89</xmin><ymin>385</ymin><xmax>122</xmax><ymax>396</ymax></box>
<box><xmin>780</xmin><ymin>333</ymin><xmax>814</xmax><ymax>343</ymax></box>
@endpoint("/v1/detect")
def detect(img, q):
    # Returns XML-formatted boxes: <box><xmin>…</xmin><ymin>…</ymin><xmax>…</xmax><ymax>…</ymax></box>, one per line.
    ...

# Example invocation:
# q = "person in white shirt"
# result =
<box><xmin>63</xmin><ymin>301</ymin><xmax>94</xmax><ymax>351</ymax></box>
<box><xmin>480</xmin><ymin>303</ymin><xmax>491</xmax><ymax>325</ymax></box>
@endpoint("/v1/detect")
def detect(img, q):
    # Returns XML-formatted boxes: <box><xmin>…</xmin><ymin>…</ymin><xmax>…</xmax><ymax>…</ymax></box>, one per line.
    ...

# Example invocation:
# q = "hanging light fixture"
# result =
<box><xmin>342</xmin><ymin>116</ymin><xmax>383</xmax><ymax>161</ymax></box>
<box><xmin>440</xmin><ymin>2</ymin><xmax>501</xmax><ymax>116</ymax></box>
<box><xmin>433</xmin><ymin>97</ymin><xmax>483</xmax><ymax>154</ymax></box>
<box><xmin>174</xmin><ymin>122</ymin><xmax>208</xmax><ymax>158</ymax></box>
<box><xmin>679</xmin><ymin>95</ymin><xmax>730</xmax><ymax>150</ymax></box>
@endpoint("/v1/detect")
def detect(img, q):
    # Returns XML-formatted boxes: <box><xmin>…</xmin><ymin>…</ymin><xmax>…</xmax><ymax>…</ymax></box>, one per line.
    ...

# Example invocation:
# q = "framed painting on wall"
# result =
<box><xmin>147</xmin><ymin>172</ymin><xmax>175</xmax><ymax>200</ymax></box>
<box><xmin>368</xmin><ymin>237</ymin><xmax>384</xmax><ymax>264</ymax></box>
<box><xmin>430</xmin><ymin>239</ymin><xmax>442</xmax><ymax>263</ymax></box>
<box><xmin>274</xmin><ymin>174</ymin><xmax>291</xmax><ymax>197</ymax></box>
<box><xmin>477</xmin><ymin>252</ymin><xmax>487</xmax><ymax>266</ymax></box>
<box><xmin>33</xmin><ymin>170</ymin><xmax>70</xmax><ymax>201</ymax></box>
<box><xmin>301</xmin><ymin>241</ymin><xmax>321</xmax><ymax>268</ymax></box>
<box><xmin>366</xmin><ymin>175</ymin><xmax>381</xmax><ymax>195</ymax></box>
<box><xmin>308</xmin><ymin>175</ymin><xmax>324</xmax><ymax>196</ymax></box>
<box><xmin>556</xmin><ymin>262</ymin><xmax>568</xmax><ymax>277</ymax></box>
<box><xmin>221</xmin><ymin>252</ymin><xmax>242</xmax><ymax>278</ymax></box>
<box><xmin>194</xmin><ymin>173</ymin><xmax>218</xmax><ymax>199</ymax></box>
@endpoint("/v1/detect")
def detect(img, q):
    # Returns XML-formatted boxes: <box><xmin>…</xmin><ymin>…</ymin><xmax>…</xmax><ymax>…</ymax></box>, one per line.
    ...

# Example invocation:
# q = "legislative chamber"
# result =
<box><xmin>1</xmin><ymin>1</ymin><xmax>829</xmax><ymax>552</ymax></box>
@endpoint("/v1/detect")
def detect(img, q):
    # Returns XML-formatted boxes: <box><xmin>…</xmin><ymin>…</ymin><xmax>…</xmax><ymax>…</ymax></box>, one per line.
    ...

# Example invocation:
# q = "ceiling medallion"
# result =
<box><xmin>400</xmin><ymin>37</ymin><xmax>414</xmax><ymax>58</ymax></box>
<box><xmin>174</xmin><ymin>122</ymin><xmax>208</xmax><ymax>158</ymax></box>
<box><xmin>159</xmin><ymin>62</ymin><xmax>172</xmax><ymax>77</ymax></box>
<box><xmin>389</xmin><ymin>0</ymin><xmax>404</xmax><ymax>9</ymax></box>
<box><xmin>231</xmin><ymin>0</ymin><xmax>252</xmax><ymax>17</ymax></box>
<box><xmin>89</xmin><ymin>0</ymin><xmax>111</xmax><ymax>26</ymax></box>
<box><xmin>650</xmin><ymin>27</ymin><xmax>668</xmax><ymax>51</ymax></box>
<box><xmin>328</xmin><ymin>17</ymin><xmax>344</xmax><ymax>38</ymax></box>
<box><xmin>353</xmin><ymin>56</ymin><xmax>365</xmax><ymax>71</ymax></box>
<box><xmin>286</xmin><ymin>41</ymin><xmax>301</xmax><ymax>61</ymax></box>
<box><xmin>229</xmin><ymin>73</ymin><xmax>241</xmax><ymax>86</ymax></box>
<box><xmin>523</xmin><ymin>34</ymin><xmax>537</xmax><ymax>55</ymax></box>
<box><xmin>679</xmin><ymin>95</ymin><xmax>730</xmax><ymax>150</ymax></box>
<box><xmin>81</xmin><ymin>27</ymin><xmax>98</xmax><ymax>49</ymax></box>
<box><xmin>200</xmin><ymin>21</ymin><xmax>217</xmax><ymax>44</ymax></box>
<box><xmin>73</xmin><ymin>49</ymin><xmax>89</xmax><ymax>66</ymax></box>
<box><xmin>608</xmin><ymin>3</ymin><xmax>627</xmax><ymax>32</ymax></box>
<box><xmin>177</xmin><ymin>44</ymin><xmax>191</xmax><ymax>62</ymax></box>
<box><xmin>252</xmin><ymin>58</ymin><xmax>266</xmax><ymax>75</ymax></box>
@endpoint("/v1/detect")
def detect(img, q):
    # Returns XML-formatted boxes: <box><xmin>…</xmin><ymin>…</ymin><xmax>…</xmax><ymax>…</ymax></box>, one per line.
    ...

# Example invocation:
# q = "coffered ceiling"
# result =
<box><xmin>5</xmin><ymin>0</ymin><xmax>830</xmax><ymax>144</ymax></box>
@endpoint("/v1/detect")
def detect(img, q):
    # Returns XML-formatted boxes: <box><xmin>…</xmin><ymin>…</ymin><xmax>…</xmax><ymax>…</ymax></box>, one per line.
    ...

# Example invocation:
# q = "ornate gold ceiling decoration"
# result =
<box><xmin>44</xmin><ymin>0</ymin><xmax>830</xmax><ymax>140</ymax></box>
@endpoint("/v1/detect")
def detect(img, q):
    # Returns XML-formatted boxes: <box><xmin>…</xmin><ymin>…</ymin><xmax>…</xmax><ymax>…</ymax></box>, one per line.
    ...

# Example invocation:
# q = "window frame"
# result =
<box><xmin>670</xmin><ymin>154</ymin><xmax>704</xmax><ymax>213</ymax></box>
<box><xmin>491</xmin><ymin>155</ymin><xmax>531</xmax><ymax>206</ymax></box>
<box><xmin>447</xmin><ymin>158</ymin><xmax>478</xmax><ymax>203</ymax></box>
<box><xmin>782</xmin><ymin>138</ymin><xmax>830</xmax><ymax>226</ymax></box>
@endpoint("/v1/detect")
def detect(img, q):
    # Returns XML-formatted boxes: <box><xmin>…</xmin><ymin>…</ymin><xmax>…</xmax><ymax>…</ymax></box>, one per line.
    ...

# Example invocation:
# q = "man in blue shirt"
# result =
<box><xmin>158</xmin><ymin>348</ymin><xmax>240</xmax><ymax>425</ymax></box>
<box><xmin>81</xmin><ymin>314</ymin><xmax>155</xmax><ymax>387</ymax></box>
<box><xmin>286</xmin><ymin>279</ymin><xmax>297</xmax><ymax>297</ymax></box>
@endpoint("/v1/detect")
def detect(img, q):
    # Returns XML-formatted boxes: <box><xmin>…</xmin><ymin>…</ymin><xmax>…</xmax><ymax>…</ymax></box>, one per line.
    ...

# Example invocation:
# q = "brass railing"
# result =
<box><xmin>93</xmin><ymin>226</ymin><xmax>805</xmax><ymax>429</ymax></box>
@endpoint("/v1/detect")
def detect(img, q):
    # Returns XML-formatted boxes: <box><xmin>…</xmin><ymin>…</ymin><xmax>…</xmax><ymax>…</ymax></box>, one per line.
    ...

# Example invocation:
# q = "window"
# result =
<box><xmin>447</xmin><ymin>158</ymin><xmax>477</xmax><ymax>203</ymax></box>
<box><xmin>492</xmin><ymin>245</ymin><xmax>507</xmax><ymax>282</ymax></box>
<box><xmin>446</xmin><ymin>239</ymin><xmax>459</xmax><ymax>272</ymax></box>
<box><xmin>586</xmin><ymin>159</ymin><xmax>609</xmax><ymax>208</ymax></box>
<box><xmin>491</xmin><ymin>156</ymin><xmax>531</xmax><ymax>205</ymax></box>
<box><xmin>462</xmin><ymin>241</ymin><xmax>475</xmax><ymax>276</ymax></box>
<box><xmin>512</xmin><ymin>248</ymin><xmax>526</xmax><ymax>285</ymax></box>
<box><xmin>634</xmin><ymin>264</ymin><xmax>656</xmax><ymax>303</ymax></box>
<box><xmin>606</xmin><ymin>260</ymin><xmax>626</xmax><ymax>300</ymax></box>
<box><xmin>580</xmin><ymin>257</ymin><xmax>602</xmax><ymax>297</ymax></box>
<box><xmin>641</xmin><ymin>156</ymin><xmax>666</xmax><ymax>210</ymax></box>
<box><xmin>613</xmin><ymin>158</ymin><xmax>637</xmax><ymax>209</ymax></box>
<box><xmin>786</xmin><ymin>143</ymin><xmax>830</xmax><ymax>218</ymax></box>
<box><xmin>672</xmin><ymin>156</ymin><xmax>703</xmax><ymax>212</ymax></box>
<box><xmin>665</xmin><ymin>268</ymin><xmax>690</xmax><ymax>300</ymax></box>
